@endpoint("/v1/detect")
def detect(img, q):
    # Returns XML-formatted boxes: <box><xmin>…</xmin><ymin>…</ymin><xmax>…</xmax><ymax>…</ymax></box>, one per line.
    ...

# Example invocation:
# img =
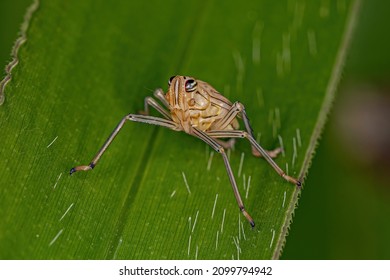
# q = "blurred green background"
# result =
<box><xmin>282</xmin><ymin>0</ymin><xmax>390</xmax><ymax>259</ymax></box>
<box><xmin>1</xmin><ymin>0</ymin><xmax>389</xmax><ymax>259</ymax></box>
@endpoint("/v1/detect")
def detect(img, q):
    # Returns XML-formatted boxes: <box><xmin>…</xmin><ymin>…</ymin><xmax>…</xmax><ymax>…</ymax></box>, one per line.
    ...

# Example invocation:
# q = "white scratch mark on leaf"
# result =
<box><xmin>227</xmin><ymin>148</ymin><xmax>231</xmax><ymax>161</ymax></box>
<box><xmin>252</xmin><ymin>21</ymin><xmax>263</xmax><ymax>65</ymax></box>
<box><xmin>187</xmin><ymin>235</ymin><xmax>191</xmax><ymax>256</ymax></box>
<box><xmin>296</xmin><ymin>128</ymin><xmax>302</xmax><ymax>147</ymax></box>
<box><xmin>269</xmin><ymin>107</ymin><xmax>281</xmax><ymax>139</ymax></box>
<box><xmin>275</xmin><ymin>108</ymin><xmax>281</xmax><ymax>130</ymax></box>
<box><xmin>238</xmin><ymin>152</ymin><xmax>245</xmax><ymax>178</ymax></box>
<box><xmin>241</xmin><ymin>222</ymin><xmax>246</xmax><ymax>240</ymax></box>
<box><xmin>59</xmin><ymin>203</ymin><xmax>74</xmax><ymax>221</ymax></box>
<box><xmin>181</xmin><ymin>171</ymin><xmax>191</xmax><ymax>194</ymax></box>
<box><xmin>215</xmin><ymin>230</ymin><xmax>219</xmax><ymax>250</ymax></box>
<box><xmin>232</xmin><ymin>51</ymin><xmax>245</xmax><ymax>96</ymax></box>
<box><xmin>278</xmin><ymin>135</ymin><xmax>286</xmax><ymax>157</ymax></box>
<box><xmin>282</xmin><ymin>33</ymin><xmax>291</xmax><ymax>74</ymax></box>
<box><xmin>53</xmin><ymin>173</ymin><xmax>63</xmax><ymax>189</ymax></box>
<box><xmin>46</xmin><ymin>136</ymin><xmax>58</xmax><ymax>148</ymax></box>
<box><xmin>207</xmin><ymin>151</ymin><xmax>214</xmax><ymax>171</ymax></box>
<box><xmin>232</xmin><ymin>236</ymin><xmax>241</xmax><ymax>260</ymax></box>
<box><xmin>221</xmin><ymin>208</ymin><xmax>226</xmax><ymax>234</ymax></box>
<box><xmin>256</xmin><ymin>132</ymin><xmax>262</xmax><ymax>144</ymax></box>
<box><xmin>113</xmin><ymin>238</ymin><xmax>123</xmax><ymax>259</ymax></box>
<box><xmin>49</xmin><ymin>228</ymin><xmax>64</xmax><ymax>247</ymax></box>
<box><xmin>211</xmin><ymin>194</ymin><xmax>218</xmax><ymax>219</ymax></box>
<box><xmin>192</xmin><ymin>210</ymin><xmax>199</xmax><ymax>233</ymax></box>
<box><xmin>270</xmin><ymin>229</ymin><xmax>275</xmax><ymax>249</ymax></box>
<box><xmin>292</xmin><ymin>137</ymin><xmax>297</xmax><ymax>168</ymax></box>
<box><xmin>245</xmin><ymin>176</ymin><xmax>252</xmax><ymax>200</ymax></box>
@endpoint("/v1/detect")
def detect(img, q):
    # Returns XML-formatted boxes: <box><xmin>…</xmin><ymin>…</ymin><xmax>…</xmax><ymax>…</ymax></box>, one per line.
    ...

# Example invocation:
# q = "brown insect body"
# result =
<box><xmin>166</xmin><ymin>76</ymin><xmax>239</xmax><ymax>133</ymax></box>
<box><xmin>70</xmin><ymin>75</ymin><xmax>301</xmax><ymax>228</ymax></box>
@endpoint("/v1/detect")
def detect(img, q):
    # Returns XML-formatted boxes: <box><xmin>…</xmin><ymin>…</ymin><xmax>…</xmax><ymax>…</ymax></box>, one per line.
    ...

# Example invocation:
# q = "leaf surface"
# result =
<box><xmin>0</xmin><ymin>0</ymin><xmax>359</xmax><ymax>259</ymax></box>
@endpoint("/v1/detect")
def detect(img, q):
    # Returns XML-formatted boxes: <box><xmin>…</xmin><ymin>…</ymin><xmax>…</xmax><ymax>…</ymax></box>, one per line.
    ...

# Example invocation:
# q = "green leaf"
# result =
<box><xmin>0</xmin><ymin>0</ymin><xmax>360</xmax><ymax>259</ymax></box>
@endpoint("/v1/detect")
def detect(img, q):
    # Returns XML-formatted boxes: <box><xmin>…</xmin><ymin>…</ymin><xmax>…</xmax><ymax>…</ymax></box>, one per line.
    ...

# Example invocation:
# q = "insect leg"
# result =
<box><xmin>210</xmin><ymin>101</ymin><xmax>242</xmax><ymax>130</ymax></box>
<box><xmin>191</xmin><ymin>127</ymin><xmax>255</xmax><ymax>227</ymax></box>
<box><xmin>206</xmin><ymin>130</ymin><xmax>301</xmax><ymax>187</ymax></box>
<box><xmin>153</xmin><ymin>88</ymin><xmax>170</xmax><ymax>108</ymax></box>
<box><xmin>239</xmin><ymin>104</ymin><xmax>282</xmax><ymax>158</ymax></box>
<box><xmin>215</xmin><ymin>138</ymin><xmax>236</xmax><ymax>150</ymax></box>
<box><xmin>142</xmin><ymin>94</ymin><xmax>172</xmax><ymax>120</ymax></box>
<box><xmin>70</xmin><ymin>115</ymin><xmax>178</xmax><ymax>174</ymax></box>
<box><xmin>211</xmin><ymin>102</ymin><xmax>280</xmax><ymax>158</ymax></box>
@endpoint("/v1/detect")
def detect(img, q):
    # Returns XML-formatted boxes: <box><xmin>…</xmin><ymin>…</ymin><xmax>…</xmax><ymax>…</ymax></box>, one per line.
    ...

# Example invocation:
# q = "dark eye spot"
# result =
<box><xmin>168</xmin><ymin>76</ymin><xmax>176</xmax><ymax>86</ymax></box>
<box><xmin>185</xmin><ymin>79</ymin><xmax>197</xmax><ymax>92</ymax></box>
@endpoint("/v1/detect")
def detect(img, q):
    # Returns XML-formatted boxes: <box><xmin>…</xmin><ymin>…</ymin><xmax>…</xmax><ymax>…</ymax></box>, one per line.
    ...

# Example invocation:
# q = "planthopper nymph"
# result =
<box><xmin>70</xmin><ymin>76</ymin><xmax>301</xmax><ymax>227</ymax></box>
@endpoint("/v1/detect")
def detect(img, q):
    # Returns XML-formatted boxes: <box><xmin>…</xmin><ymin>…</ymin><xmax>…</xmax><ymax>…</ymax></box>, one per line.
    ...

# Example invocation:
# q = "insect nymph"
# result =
<box><xmin>70</xmin><ymin>76</ymin><xmax>301</xmax><ymax>227</ymax></box>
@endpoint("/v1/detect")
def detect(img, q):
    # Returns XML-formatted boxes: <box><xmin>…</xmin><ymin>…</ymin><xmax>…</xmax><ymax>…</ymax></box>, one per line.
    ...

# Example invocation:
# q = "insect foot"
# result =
<box><xmin>241</xmin><ymin>207</ymin><xmax>255</xmax><ymax>228</ymax></box>
<box><xmin>69</xmin><ymin>163</ymin><xmax>95</xmax><ymax>175</ymax></box>
<box><xmin>282</xmin><ymin>173</ymin><xmax>302</xmax><ymax>188</ymax></box>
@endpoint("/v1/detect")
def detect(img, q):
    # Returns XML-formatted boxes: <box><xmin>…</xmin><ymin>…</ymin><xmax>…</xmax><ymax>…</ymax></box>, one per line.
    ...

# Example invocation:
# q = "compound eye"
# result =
<box><xmin>185</xmin><ymin>79</ymin><xmax>197</xmax><ymax>92</ymax></box>
<box><xmin>168</xmin><ymin>76</ymin><xmax>176</xmax><ymax>86</ymax></box>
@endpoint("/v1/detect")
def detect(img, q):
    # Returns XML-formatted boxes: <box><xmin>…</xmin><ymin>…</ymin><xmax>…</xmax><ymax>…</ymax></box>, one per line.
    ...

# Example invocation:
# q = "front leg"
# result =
<box><xmin>191</xmin><ymin>127</ymin><xmax>255</xmax><ymax>228</ymax></box>
<box><xmin>70</xmin><ymin>114</ymin><xmax>178</xmax><ymax>174</ymax></box>
<box><xmin>141</xmin><ymin>91</ymin><xmax>172</xmax><ymax>120</ymax></box>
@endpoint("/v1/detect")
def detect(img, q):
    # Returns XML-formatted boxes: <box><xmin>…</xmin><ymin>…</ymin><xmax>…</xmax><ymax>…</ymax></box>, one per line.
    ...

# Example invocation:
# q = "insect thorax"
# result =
<box><xmin>166</xmin><ymin>76</ymin><xmax>239</xmax><ymax>133</ymax></box>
